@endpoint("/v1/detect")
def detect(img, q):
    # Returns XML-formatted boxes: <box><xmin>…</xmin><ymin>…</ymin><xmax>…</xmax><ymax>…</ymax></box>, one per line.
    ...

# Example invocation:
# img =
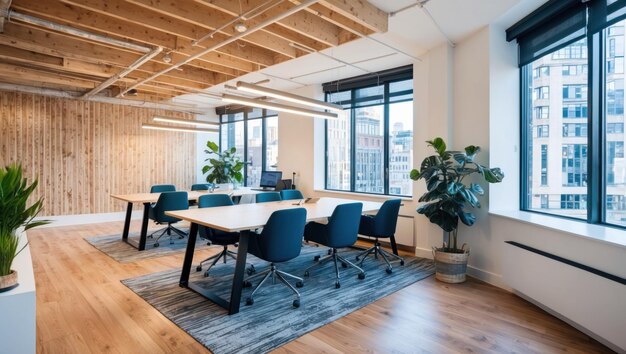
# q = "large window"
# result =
<box><xmin>218</xmin><ymin>108</ymin><xmax>278</xmax><ymax>187</ymax></box>
<box><xmin>324</xmin><ymin>65</ymin><xmax>413</xmax><ymax>196</ymax></box>
<box><xmin>512</xmin><ymin>1</ymin><xmax>626</xmax><ymax>227</ymax></box>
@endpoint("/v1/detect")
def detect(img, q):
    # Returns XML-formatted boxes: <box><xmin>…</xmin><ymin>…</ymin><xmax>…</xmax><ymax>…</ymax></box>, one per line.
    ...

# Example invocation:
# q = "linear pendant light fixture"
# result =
<box><xmin>222</xmin><ymin>93</ymin><xmax>339</xmax><ymax>119</ymax></box>
<box><xmin>235</xmin><ymin>81</ymin><xmax>344</xmax><ymax>113</ymax></box>
<box><xmin>142</xmin><ymin>123</ymin><xmax>218</xmax><ymax>133</ymax></box>
<box><xmin>152</xmin><ymin>116</ymin><xmax>219</xmax><ymax>128</ymax></box>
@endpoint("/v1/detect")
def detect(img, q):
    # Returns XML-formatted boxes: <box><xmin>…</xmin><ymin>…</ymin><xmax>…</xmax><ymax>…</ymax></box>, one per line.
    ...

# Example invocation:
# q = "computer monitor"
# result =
<box><xmin>259</xmin><ymin>171</ymin><xmax>282</xmax><ymax>189</ymax></box>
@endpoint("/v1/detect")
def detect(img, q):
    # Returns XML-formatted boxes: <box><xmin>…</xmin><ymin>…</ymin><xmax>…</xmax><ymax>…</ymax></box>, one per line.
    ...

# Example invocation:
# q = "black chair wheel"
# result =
<box><xmin>246</xmin><ymin>297</ymin><xmax>254</xmax><ymax>306</ymax></box>
<box><xmin>203</xmin><ymin>271</ymin><xmax>210</xmax><ymax>277</ymax></box>
<box><xmin>296</xmin><ymin>281</ymin><xmax>303</xmax><ymax>288</ymax></box>
<box><xmin>386</xmin><ymin>268</ymin><xmax>393</xmax><ymax>274</ymax></box>
<box><xmin>335</xmin><ymin>281</ymin><xmax>341</xmax><ymax>289</ymax></box>
<box><xmin>358</xmin><ymin>272</ymin><xmax>365</xmax><ymax>280</ymax></box>
<box><xmin>243</xmin><ymin>281</ymin><xmax>252</xmax><ymax>288</ymax></box>
<box><xmin>292</xmin><ymin>299</ymin><xmax>300</xmax><ymax>308</ymax></box>
<box><xmin>341</xmin><ymin>262</ymin><xmax>347</xmax><ymax>268</ymax></box>
<box><xmin>304</xmin><ymin>271</ymin><xmax>310</xmax><ymax>277</ymax></box>
<box><xmin>154</xmin><ymin>242</ymin><xmax>159</xmax><ymax>248</ymax></box>
<box><xmin>196</xmin><ymin>265</ymin><xmax>202</xmax><ymax>271</ymax></box>
<box><xmin>400</xmin><ymin>260</ymin><xmax>405</xmax><ymax>266</ymax></box>
<box><xmin>355</xmin><ymin>256</ymin><xmax>360</xmax><ymax>261</ymax></box>
<box><xmin>246</xmin><ymin>266</ymin><xmax>256</xmax><ymax>275</ymax></box>
<box><xmin>327</xmin><ymin>249</ymin><xmax>332</xmax><ymax>255</ymax></box>
<box><xmin>313</xmin><ymin>255</ymin><xmax>320</xmax><ymax>261</ymax></box>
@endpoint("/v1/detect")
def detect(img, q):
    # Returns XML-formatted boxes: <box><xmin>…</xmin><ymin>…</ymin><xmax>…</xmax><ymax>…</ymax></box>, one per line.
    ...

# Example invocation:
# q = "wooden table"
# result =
<box><xmin>110</xmin><ymin>188</ymin><xmax>261</xmax><ymax>251</ymax></box>
<box><xmin>166</xmin><ymin>197</ymin><xmax>383</xmax><ymax>315</ymax></box>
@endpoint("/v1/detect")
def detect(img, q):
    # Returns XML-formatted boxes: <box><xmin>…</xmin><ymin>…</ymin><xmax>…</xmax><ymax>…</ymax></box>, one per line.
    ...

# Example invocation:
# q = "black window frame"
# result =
<box><xmin>216</xmin><ymin>107</ymin><xmax>278</xmax><ymax>187</ymax></box>
<box><xmin>509</xmin><ymin>0</ymin><xmax>626</xmax><ymax>228</ymax></box>
<box><xmin>322</xmin><ymin>65</ymin><xmax>413</xmax><ymax>197</ymax></box>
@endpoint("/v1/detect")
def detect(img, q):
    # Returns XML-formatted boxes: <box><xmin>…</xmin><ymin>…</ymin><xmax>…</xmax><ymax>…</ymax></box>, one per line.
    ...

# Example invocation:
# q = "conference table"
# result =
<box><xmin>166</xmin><ymin>197</ymin><xmax>383</xmax><ymax>315</ymax></box>
<box><xmin>111</xmin><ymin>188</ymin><xmax>261</xmax><ymax>251</ymax></box>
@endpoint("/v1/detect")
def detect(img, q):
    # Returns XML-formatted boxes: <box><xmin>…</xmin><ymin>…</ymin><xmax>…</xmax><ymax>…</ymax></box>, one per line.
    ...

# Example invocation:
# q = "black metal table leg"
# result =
<box><xmin>179</xmin><ymin>222</ymin><xmax>198</xmax><ymax>288</ymax></box>
<box><xmin>390</xmin><ymin>235</ymin><xmax>399</xmax><ymax>255</ymax></box>
<box><xmin>138</xmin><ymin>202</ymin><xmax>150</xmax><ymax>251</ymax></box>
<box><xmin>122</xmin><ymin>202</ymin><xmax>133</xmax><ymax>241</ymax></box>
<box><xmin>228</xmin><ymin>229</ymin><xmax>249</xmax><ymax>315</ymax></box>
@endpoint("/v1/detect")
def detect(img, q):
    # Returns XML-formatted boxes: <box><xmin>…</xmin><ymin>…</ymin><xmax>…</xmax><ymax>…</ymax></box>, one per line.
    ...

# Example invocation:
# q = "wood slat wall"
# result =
<box><xmin>0</xmin><ymin>90</ymin><xmax>197</xmax><ymax>216</ymax></box>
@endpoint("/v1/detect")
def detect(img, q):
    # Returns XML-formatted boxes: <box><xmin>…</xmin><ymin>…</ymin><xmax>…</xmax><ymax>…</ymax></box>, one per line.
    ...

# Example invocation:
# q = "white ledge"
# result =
<box><xmin>490</xmin><ymin>209</ymin><xmax>626</xmax><ymax>249</ymax></box>
<box><xmin>314</xmin><ymin>189</ymin><xmax>413</xmax><ymax>201</ymax></box>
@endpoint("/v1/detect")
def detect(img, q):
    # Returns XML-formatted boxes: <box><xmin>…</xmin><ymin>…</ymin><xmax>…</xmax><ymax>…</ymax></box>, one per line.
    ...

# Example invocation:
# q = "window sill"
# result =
<box><xmin>489</xmin><ymin>209</ymin><xmax>626</xmax><ymax>249</ymax></box>
<box><xmin>314</xmin><ymin>189</ymin><xmax>413</xmax><ymax>202</ymax></box>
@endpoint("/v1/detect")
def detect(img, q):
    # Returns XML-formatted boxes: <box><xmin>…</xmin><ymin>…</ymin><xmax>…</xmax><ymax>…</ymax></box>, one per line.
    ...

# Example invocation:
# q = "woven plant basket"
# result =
<box><xmin>432</xmin><ymin>244</ymin><xmax>470</xmax><ymax>283</ymax></box>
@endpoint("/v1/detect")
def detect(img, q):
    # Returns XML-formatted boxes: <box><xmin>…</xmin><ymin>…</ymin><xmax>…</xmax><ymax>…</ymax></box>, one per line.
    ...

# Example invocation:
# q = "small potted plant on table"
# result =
<box><xmin>410</xmin><ymin>138</ymin><xmax>503</xmax><ymax>283</ymax></box>
<box><xmin>0</xmin><ymin>163</ymin><xmax>49</xmax><ymax>292</ymax></box>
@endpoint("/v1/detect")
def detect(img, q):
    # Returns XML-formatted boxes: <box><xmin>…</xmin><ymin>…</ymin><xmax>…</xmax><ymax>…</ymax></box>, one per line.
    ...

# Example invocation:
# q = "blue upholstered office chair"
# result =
<box><xmin>303</xmin><ymin>203</ymin><xmax>365</xmax><ymax>288</ymax></box>
<box><xmin>195</xmin><ymin>194</ymin><xmax>253</xmax><ymax>276</ymax></box>
<box><xmin>191</xmin><ymin>183</ymin><xmax>210</xmax><ymax>191</ymax></box>
<box><xmin>280</xmin><ymin>189</ymin><xmax>304</xmax><ymax>200</ymax></box>
<box><xmin>150</xmin><ymin>184</ymin><xmax>176</xmax><ymax>193</ymax></box>
<box><xmin>255</xmin><ymin>192</ymin><xmax>281</xmax><ymax>203</ymax></box>
<box><xmin>356</xmin><ymin>199</ymin><xmax>404</xmax><ymax>273</ymax></box>
<box><xmin>243</xmin><ymin>208</ymin><xmax>307</xmax><ymax>308</ymax></box>
<box><xmin>148</xmin><ymin>191</ymin><xmax>188</xmax><ymax>247</ymax></box>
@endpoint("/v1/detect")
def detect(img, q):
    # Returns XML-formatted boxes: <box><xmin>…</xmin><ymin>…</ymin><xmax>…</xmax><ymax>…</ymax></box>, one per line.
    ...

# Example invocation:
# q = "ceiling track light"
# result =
<box><xmin>152</xmin><ymin>116</ymin><xmax>219</xmax><ymax>128</ymax></box>
<box><xmin>222</xmin><ymin>93</ymin><xmax>338</xmax><ymax>119</ymax></box>
<box><xmin>235</xmin><ymin>81</ymin><xmax>344</xmax><ymax>113</ymax></box>
<box><xmin>142</xmin><ymin>123</ymin><xmax>218</xmax><ymax>133</ymax></box>
<box><xmin>234</xmin><ymin>22</ymin><xmax>248</xmax><ymax>33</ymax></box>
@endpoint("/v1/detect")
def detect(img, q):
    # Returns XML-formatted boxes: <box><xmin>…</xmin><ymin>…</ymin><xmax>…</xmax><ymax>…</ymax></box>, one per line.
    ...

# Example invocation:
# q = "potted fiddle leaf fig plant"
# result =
<box><xmin>0</xmin><ymin>163</ymin><xmax>49</xmax><ymax>292</ymax></box>
<box><xmin>201</xmin><ymin>141</ymin><xmax>245</xmax><ymax>190</ymax></box>
<box><xmin>410</xmin><ymin>137</ymin><xmax>504</xmax><ymax>283</ymax></box>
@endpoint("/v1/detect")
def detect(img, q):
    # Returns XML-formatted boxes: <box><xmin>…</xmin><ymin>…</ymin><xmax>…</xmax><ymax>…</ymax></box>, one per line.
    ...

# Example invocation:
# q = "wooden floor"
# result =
<box><xmin>28</xmin><ymin>221</ymin><xmax>612</xmax><ymax>354</ymax></box>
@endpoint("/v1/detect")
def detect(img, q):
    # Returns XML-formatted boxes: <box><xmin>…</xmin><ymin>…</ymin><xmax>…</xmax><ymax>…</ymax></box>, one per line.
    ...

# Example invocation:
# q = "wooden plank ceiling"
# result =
<box><xmin>0</xmin><ymin>0</ymin><xmax>388</xmax><ymax>103</ymax></box>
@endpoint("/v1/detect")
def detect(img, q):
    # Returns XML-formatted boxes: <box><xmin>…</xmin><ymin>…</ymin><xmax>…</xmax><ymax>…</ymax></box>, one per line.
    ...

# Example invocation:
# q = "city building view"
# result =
<box><xmin>527</xmin><ymin>20</ymin><xmax>626</xmax><ymax>226</ymax></box>
<box><xmin>326</xmin><ymin>83</ymin><xmax>413</xmax><ymax>196</ymax></box>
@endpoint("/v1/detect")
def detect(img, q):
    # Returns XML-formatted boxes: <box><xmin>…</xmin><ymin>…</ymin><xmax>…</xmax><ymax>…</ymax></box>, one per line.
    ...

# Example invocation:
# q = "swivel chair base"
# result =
<box><xmin>304</xmin><ymin>248</ymin><xmax>365</xmax><ymax>288</ymax></box>
<box><xmin>196</xmin><ymin>245</ymin><xmax>256</xmax><ymax>277</ymax></box>
<box><xmin>243</xmin><ymin>263</ymin><xmax>303</xmax><ymax>308</ymax></box>
<box><xmin>356</xmin><ymin>240</ymin><xmax>405</xmax><ymax>274</ymax></box>
<box><xmin>150</xmin><ymin>224</ymin><xmax>187</xmax><ymax>248</ymax></box>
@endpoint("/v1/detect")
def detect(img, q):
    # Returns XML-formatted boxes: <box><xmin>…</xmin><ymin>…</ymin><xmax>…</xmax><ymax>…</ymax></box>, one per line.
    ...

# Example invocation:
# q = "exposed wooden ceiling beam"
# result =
<box><xmin>0</xmin><ymin>0</ymin><xmax>11</xmax><ymax>32</ymax></box>
<box><xmin>318</xmin><ymin>0</ymin><xmax>388</xmax><ymax>33</ymax></box>
<box><xmin>60</xmin><ymin>0</ymin><xmax>280</xmax><ymax>67</ymax></box>
<box><xmin>0</xmin><ymin>61</ymin><xmax>98</xmax><ymax>88</ymax></box>
<box><xmin>198</xmin><ymin>0</ymin><xmax>341</xmax><ymax>47</ymax></box>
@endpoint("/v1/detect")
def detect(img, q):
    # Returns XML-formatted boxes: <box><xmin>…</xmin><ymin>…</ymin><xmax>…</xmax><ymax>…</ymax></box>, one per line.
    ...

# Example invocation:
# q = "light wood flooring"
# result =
<box><xmin>28</xmin><ymin>221</ymin><xmax>613</xmax><ymax>354</ymax></box>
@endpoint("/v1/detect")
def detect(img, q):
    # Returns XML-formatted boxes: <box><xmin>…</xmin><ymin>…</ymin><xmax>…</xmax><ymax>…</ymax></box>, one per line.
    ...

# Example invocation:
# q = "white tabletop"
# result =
<box><xmin>111</xmin><ymin>187</ymin><xmax>262</xmax><ymax>204</ymax></box>
<box><xmin>166</xmin><ymin>197</ymin><xmax>382</xmax><ymax>232</ymax></box>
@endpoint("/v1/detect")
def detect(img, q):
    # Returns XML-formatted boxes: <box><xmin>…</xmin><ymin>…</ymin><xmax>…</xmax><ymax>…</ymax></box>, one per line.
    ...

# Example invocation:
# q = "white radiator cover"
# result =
<box><xmin>503</xmin><ymin>242</ymin><xmax>626</xmax><ymax>353</ymax></box>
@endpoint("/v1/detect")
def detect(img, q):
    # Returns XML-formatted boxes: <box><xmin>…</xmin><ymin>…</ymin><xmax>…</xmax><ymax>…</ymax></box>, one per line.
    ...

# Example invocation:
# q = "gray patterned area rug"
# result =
<box><xmin>84</xmin><ymin>228</ymin><xmax>209</xmax><ymax>263</ymax></box>
<box><xmin>122</xmin><ymin>245</ymin><xmax>434</xmax><ymax>353</ymax></box>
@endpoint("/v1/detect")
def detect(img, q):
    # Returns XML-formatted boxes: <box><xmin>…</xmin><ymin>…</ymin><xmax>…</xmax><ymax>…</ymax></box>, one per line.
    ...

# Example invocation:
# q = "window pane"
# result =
<box><xmin>389</xmin><ymin>101</ymin><xmax>413</xmax><ymax>196</ymax></box>
<box><xmin>246</xmin><ymin>119</ymin><xmax>262</xmax><ymax>187</ymax></box>
<box><xmin>354</xmin><ymin>106</ymin><xmax>384</xmax><ymax>194</ymax></box>
<box><xmin>604</xmin><ymin>19</ymin><xmax>626</xmax><ymax>227</ymax></box>
<box><xmin>220</xmin><ymin>120</ymin><xmax>245</xmax><ymax>183</ymax></box>
<box><xmin>326</xmin><ymin>110</ymin><xmax>351</xmax><ymax>190</ymax></box>
<box><xmin>525</xmin><ymin>38</ymin><xmax>588</xmax><ymax>219</ymax></box>
<box><xmin>265</xmin><ymin>116</ymin><xmax>278</xmax><ymax>171</ymax></box>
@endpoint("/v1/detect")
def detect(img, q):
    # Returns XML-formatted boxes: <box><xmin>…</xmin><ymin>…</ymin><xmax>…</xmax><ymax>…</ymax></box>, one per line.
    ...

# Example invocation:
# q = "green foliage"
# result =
<box><xmin>0</xmin><ymin>163</ymin><xmax>50</xmax><ymax>276</ymax></box>
<box><xmin>410</xmin><ymin>138</ymin><xmax>504</xmax><ymax>252</ymax></box>
<box><xmin>202</xmin><ymin>141</ymin><xmax>246</xmax><ymax>184</ymax></box>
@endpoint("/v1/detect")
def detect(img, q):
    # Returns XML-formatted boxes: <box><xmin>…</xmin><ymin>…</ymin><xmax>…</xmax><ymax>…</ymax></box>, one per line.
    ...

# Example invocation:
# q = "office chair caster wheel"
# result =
<box><xmin>296</xmin><ymin>281</ymin><xmax>303</xmax><ymax>288</ymax></box>
<box><xmin>341</xmin><ymin>262</ymin><xmax>347</xmax><ymax>268</ymax></box>
<box><xmin>246</xmin><ymin>297</ymin><xmax>254</xmax><ymax>306</ymax></box>
<box><xmin>358</xmin><ymin>273</ymin><xmax>365</xmax><ymax>280</ymax></box>
<box><xmin>203</xmin><ymin>270</ymin><xmax>210</xmax><ymax>277</ymax></box>
<box><xmin>292</xmin><ymin>299</ymin><xmax>300</xmax><ymax>308</ymax></box>
<box><xmin>335</xmin><ymin>281</ymin><xmax>341</xmax><ymax>289</ymax></box>
<box><xmin>355</xmin><ymin>256</ymin><xmax>360</xmax><ymax>261</ymax></box>
<box><xmin>386</xmin><ymin>268</ymin><xmax>393</xmax><ymax>274</ymax></box>
<box><xmin>304</xmin><ymin>271</ymin><xmax>310</xmax><ymax>277</ymax></box>
<box><xmin>243</xmin><ymin>281</ymin><xmax>252</xmax><ymax>288</ymax></box>
<box><xmin>247</xmin><ymin>267</ymin><xmax>256</xmax><ymax>275</ymax></box>
<box><xmin>327</xmin><ymin>249</ymin><xmax>332</xmax><ymax>255</ymax></box>
<box><xmin>400</xmin><ymin>260</ymin><xmax>405</xmax><ymax>266</ymax></box>
<box><xmin>154</xmin><ymin>242</ymin><xmax>160</xmax><ymax>248</ymax></box>
<box><xmin>196</xmin><ymin>265</ymin><xmax>202</xmax><ymax>271</ymax></box>
<box><xmin>313</xmin><ymin>255</ymin><xmax>320</xmax><ymax>261</ymax></box>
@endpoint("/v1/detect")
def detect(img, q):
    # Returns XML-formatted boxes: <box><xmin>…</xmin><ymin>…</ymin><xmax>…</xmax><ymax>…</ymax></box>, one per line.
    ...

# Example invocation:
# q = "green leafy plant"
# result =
<box><xmin>201</xmin><ymin>141</ymin><xmax>245</xmax><ymax>184</ymax></box>
<box><xmin>410</xmin><ymin>137</ymin><xmax>504</xmax><ymax>253</ymax></box>
<box><xmin>0</xmin><ymin>163</ymin><xmax>49</xmax><ymax>276</ymax></box>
